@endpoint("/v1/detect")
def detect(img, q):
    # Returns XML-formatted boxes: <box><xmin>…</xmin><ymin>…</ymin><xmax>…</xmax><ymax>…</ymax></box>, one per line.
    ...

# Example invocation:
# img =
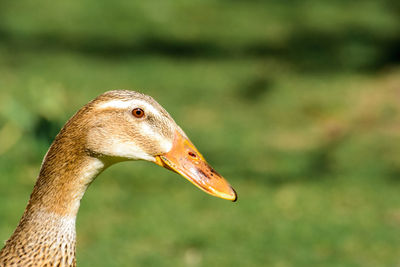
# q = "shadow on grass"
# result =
<box><xmin>1</xmin><ymin>25</ymin><xmax>399</xmax><ymax>72</ymax></box>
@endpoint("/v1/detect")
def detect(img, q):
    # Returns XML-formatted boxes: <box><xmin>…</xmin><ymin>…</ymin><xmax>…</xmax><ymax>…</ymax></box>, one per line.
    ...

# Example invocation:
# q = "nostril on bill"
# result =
<box><xmin>188</xmin><ymin>151</ymin><xmax>197</xmax><ymax>158</ymax></box>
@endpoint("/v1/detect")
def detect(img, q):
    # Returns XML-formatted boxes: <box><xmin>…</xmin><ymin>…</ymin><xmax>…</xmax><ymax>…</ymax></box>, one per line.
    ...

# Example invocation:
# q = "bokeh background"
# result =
<box><xmin>1</xmin><ymin>1</ymin><xmax>400</xmax><ymax>266</ymax></box>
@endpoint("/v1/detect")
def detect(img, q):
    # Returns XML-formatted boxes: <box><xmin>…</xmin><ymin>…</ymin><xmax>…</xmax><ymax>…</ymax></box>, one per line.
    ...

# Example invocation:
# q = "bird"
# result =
<box><xmin>0</xmin><ymin>90</ymin><xmax>237</xmax><ymax>267</ymax></box>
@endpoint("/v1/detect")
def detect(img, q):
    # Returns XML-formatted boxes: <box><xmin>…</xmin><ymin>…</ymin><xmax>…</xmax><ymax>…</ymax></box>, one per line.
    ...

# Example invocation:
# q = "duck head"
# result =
<box><xmin>80</xmin><ymin>90</ymin><xmax>237</xmax><ymax>201</ymax></box>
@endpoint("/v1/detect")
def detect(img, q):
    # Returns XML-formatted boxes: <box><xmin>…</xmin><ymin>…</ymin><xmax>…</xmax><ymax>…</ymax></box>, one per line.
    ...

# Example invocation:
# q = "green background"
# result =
<box><xmin>1</xmin><ymin>1</ymin><xmax>400</xmax><ymax>266</ymax></box>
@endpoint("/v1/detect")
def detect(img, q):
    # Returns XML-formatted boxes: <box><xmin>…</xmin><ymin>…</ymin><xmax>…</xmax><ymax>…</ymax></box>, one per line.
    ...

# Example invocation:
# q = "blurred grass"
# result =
<box><xmin>1</xmin><ymin>0</ymin><xmax>400</xmax><ymax>266</ymax></box>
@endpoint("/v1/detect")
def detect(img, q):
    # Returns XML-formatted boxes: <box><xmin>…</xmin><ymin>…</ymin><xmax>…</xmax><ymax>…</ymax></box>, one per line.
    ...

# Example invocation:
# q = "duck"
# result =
<box><xmin>0</xmin><ymin>90</ymin><xmax>237</xmax><ymax>267</ymax></box>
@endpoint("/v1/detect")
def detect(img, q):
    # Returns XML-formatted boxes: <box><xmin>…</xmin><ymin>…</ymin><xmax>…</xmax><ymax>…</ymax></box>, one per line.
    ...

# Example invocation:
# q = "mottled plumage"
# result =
<box><xmin>0</xmin><ymin>90</ymin><xmax>236</xmax><ymax>266</ymax></box>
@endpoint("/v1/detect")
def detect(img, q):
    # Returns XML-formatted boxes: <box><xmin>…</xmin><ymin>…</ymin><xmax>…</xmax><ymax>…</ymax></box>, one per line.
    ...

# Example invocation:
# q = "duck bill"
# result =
<box><xmin>154</xmin><ymin>130</ymin><xmax>237</xmax><ymax>202</ymax></box>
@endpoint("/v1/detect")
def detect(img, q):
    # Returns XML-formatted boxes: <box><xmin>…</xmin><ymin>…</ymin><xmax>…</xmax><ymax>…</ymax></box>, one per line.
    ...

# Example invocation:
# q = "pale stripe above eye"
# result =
<box><xmin>96</xmin><ymin>99</ymin><xmax>161</xmax><ymax>116</ymax></box>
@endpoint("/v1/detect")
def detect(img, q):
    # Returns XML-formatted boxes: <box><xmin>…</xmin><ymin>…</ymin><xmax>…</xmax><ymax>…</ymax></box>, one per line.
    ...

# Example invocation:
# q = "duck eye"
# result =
<box><xmin>132</xmin><ymin>108</ymin><xmax>145</xmax><ymax>118</ymax></box>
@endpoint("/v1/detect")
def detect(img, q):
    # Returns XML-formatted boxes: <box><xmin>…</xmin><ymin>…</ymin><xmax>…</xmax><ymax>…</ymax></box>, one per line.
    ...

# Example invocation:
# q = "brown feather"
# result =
<box><xmin>0</xmin><ymin>90</ymin><xmax>177</xmax><ymax>266</ymax></box>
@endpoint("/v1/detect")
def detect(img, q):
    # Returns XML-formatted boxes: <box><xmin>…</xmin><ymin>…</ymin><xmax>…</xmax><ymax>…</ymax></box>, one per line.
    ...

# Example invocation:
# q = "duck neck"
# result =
<box><xmin>28</xmin><ymin>148</ymin><xmax>105</xmax><ymax>218</ymax></box>
<box><xmin>1</xmin><ymin>132</ymin><xmax>107</xmax><ymax>266</ymax></box>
